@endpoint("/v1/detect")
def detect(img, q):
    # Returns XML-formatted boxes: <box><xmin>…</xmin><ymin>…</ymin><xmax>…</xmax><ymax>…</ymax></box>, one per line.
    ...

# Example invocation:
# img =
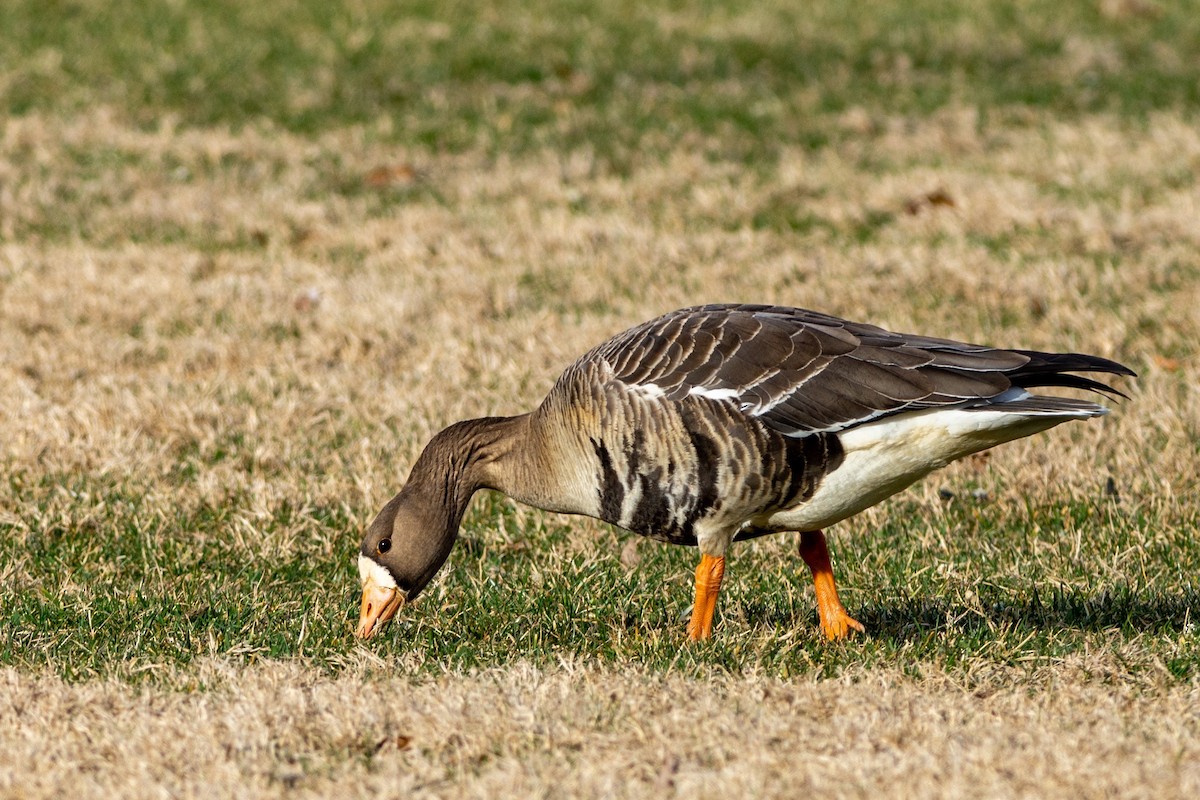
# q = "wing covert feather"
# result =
<box><xmin>586</xmin><ymin>304</ymin><xmax>1123</xmax><ymax>436</ymax></box>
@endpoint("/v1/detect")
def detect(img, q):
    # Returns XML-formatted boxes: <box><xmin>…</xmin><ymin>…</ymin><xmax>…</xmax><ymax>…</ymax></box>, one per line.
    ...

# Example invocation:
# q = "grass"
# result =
<box><xmin>4</xmin><ymin>480</ymin><xmax>1198</xmax><ymax>682</ymax></box>
<box><xmin>4</xmin><ymin>1</ymin><xmax>1200</xmax><ymax>170</ymax></box>
<box><xmin>1</xmin><ymin>1</ymin><xmax>1199</xmax><ymax>797</ymax></box>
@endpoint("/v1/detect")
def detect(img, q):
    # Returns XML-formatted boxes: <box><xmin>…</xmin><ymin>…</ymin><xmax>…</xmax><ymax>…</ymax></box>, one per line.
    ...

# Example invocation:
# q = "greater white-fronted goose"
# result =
<box><xmin>355</xmin><ymin>304</ymin><xmax>1134</xmax><ymax>641</ymax></box>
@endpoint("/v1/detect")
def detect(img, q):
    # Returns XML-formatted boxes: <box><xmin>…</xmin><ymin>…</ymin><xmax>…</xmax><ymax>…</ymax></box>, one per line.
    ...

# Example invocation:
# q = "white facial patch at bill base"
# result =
<box><xmin>358</xmin><ymin>554</ymin><xmax>398</xmax><ymax>590</ymax></box>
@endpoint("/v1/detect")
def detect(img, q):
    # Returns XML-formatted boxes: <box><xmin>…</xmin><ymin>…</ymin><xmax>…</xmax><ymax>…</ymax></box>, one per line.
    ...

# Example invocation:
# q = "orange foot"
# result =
<box><xmin>800</xmin><ymin>530</ymin><xmax>864</xmax><ymax>641</ymax></box>
<box><xmin>815</xmin><ymin>594</ymin><xmax>865</xmax><ymax>641</ymax></box>
<box><xmin>686</xmin><ymin>553</ymin><xmax>726</xmax><ymax>641</ymax></box>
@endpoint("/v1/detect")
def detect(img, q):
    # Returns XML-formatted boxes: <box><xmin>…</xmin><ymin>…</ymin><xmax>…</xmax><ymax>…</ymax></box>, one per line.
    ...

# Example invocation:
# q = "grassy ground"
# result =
<box><xmin>2</xmin><ymin>1</ymin><xmax>1199</xmax><ymax>796</ymax></box>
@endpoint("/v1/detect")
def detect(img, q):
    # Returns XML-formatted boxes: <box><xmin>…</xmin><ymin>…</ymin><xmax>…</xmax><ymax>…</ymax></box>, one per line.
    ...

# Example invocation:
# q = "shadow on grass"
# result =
<box><xmin>847</xmin><ymin>585</ymin><xmax>1200</xmax><ymax>641</ymax></box>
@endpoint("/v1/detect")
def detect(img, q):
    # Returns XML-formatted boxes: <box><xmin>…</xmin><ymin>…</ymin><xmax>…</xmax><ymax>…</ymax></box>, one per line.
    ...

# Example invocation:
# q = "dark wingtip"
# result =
<box><xmin>1107</xmin><ymin>362</ymin><xmax>1138</xmax><ymax>378</ymax></box>
<box><xmin>1017</xmin><ymin>373</ymin><xmax>1132</xmax><ymax>401</ymax></box>
<box><xmin>1009</xmin><ymin>350</ymin><xmax>1136</xmax><ymax>401</ymax></box>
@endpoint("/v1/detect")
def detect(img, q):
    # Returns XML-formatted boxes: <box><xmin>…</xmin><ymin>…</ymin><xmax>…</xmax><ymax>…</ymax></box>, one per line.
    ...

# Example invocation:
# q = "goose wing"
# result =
<box><xmin>592</xmin><ymin>304</ymin><xmax>1131</xmax><ymax>437</ymax></box>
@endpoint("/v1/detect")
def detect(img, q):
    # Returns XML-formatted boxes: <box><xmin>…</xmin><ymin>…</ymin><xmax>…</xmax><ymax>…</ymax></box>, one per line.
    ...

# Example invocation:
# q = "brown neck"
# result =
<box><xmin>405</xmin><ymin>414</ymin><xmax>548</xmax><ymax>514</ymax></box>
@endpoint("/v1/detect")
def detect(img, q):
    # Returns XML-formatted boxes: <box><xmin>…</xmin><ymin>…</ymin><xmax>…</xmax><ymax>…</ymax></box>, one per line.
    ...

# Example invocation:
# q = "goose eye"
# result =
<box><xmin>378</xmin><ymin>538</ymin><xmax>392</xmax><ymax>554</ymax></box>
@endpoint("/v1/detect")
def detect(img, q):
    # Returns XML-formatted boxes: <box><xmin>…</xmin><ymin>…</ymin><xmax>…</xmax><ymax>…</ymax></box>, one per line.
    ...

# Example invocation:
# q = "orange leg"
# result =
<box><xmin>799</xmin><ymin>530</ymin><xmax>864</xmax><ymax>640</ymax></box>
<box><xmin>686</xmin><ymin>553</ymin><xmax>726</xmax><ymax>641</ymax></box>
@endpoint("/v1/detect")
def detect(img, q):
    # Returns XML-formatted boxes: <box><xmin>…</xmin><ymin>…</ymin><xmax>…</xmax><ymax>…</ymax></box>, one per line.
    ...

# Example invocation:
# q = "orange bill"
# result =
<box><xmin>356</xmin><ymin>574</ymin><xmax>404</xmax><ymax>639</ymax></box>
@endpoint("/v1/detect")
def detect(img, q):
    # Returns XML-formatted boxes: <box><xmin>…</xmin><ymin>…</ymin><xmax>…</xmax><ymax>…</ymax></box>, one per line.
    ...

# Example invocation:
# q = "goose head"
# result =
<box><xmin>354</xmin><ymin>487</ymin><xmax>460</xmax><ymax>639</ymax></box>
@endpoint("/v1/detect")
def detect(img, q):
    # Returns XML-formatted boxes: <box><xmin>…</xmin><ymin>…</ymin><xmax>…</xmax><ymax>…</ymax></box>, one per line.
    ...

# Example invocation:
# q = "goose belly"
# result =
<box><xmin>756</xmin><ymin>406</ymin><xmax>1071</xmax><ymax>532</ymax></box>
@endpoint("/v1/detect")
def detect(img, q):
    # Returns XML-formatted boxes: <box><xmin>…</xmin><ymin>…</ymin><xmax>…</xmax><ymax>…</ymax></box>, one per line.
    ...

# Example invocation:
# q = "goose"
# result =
<box><xmin>355</xmin><ymin>304</ymin><xmax>1133</xmax><ymax>642</ymax></box>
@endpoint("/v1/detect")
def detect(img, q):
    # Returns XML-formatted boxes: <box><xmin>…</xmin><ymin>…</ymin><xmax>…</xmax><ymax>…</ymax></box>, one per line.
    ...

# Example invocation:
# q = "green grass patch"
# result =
<box><xmin>4</xmin><ymin>1</ymin><xmax>1200</xmax><ymax>169</ymax></box>
<box><xmin>0</xmin><ymin>0</ymin><xmax>1193</xmax><ymax>692</ymax></box>
<box><xmin>3</xmin><ymin>472</ymin><xmax>1196</xmax><ymax>683</ymax></box>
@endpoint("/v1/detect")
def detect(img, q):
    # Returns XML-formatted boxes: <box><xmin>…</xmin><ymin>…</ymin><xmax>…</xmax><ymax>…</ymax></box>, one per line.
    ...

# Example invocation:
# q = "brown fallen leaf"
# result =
<box><xmin>293</xmin><ymin>288</ymin><xmax>322</xmax><ymax>312</ymax></box>
<box><xmin>926</xmin><ymin>188</ymin><xmax>955</xmax><ymax>207</ymax></box>
<box><xmin>374</xmin><ymin>734</ymin><xmax>413</xmax><ymax>754</ymax></box>
<box><xmin>365</xmin><ymin>163</ymin><xmax>420</xmax><ymax>188</ymax></box>
<box><xmin>1151</xmin><ymin>354</ymin><xmax>1182</xmax><ymax>372</ymax></box>
<box><xmin>904</xmin><ymin>188</ymin><xmax>957</xmax><ymax>215</ymax></box>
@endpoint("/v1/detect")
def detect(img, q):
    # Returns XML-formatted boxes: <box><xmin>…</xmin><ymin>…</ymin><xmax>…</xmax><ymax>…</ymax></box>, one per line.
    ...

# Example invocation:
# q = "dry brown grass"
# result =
<box><xmin>3</xmin><ymin>654</ymin><xmax>1199</xmax><ymax>799</ymax></box>
<box><xmin>2</xmin><ymin>108</ymin><xmax>1194</xmax><ymax>497</ymax></box>
<box><xmin>2</xmin><ymin>101</ymin><xmax>1198</xmax><ymax>797</ymax></box>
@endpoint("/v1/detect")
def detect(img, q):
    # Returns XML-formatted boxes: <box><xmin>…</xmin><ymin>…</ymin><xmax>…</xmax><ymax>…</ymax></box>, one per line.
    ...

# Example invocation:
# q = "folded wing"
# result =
<box><xmin>592</xmin><ymin>304</ymin><xmax>1134</xmax><ymax>437</ymax></box>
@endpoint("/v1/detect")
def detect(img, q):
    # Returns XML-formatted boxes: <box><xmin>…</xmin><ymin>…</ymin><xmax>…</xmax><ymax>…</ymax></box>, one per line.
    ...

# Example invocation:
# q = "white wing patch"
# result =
<box><xmin>627</xmin><ymin>382</ymin><xmax>667</xmax><ymax>399</ymax></box>
<box><xmin>687</xmin><ymin>386</ymin><xmax>739</xmax><ymax>401</ymax></box>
